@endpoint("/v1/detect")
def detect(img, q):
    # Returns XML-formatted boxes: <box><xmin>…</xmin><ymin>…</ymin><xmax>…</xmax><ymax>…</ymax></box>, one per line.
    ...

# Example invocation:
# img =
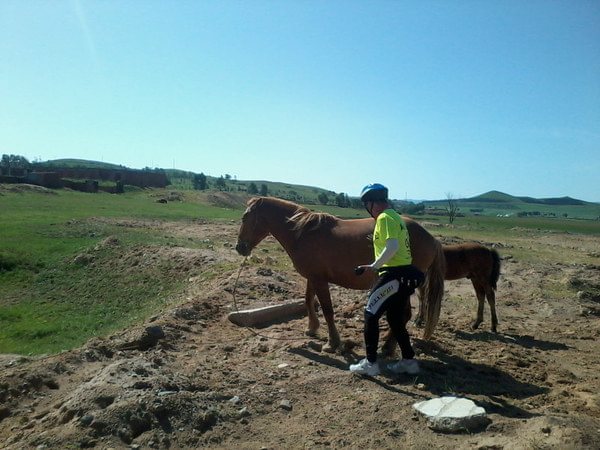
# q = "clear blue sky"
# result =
<box><xmin>1</xmin><ymin>1</ymin><xmax>599</xmax><ymax>202</ymax></box>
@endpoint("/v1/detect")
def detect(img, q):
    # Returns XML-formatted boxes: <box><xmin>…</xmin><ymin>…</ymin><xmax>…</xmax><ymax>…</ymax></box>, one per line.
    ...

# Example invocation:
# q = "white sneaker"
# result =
<box><xmin>387</xmin><ymin>359</ymin><xmax>420</xmax><ymax>375</ymax></box>
<box><xmin>349</xmin><ymin>358</ymin><xmax>380</xmax><ymax>376</ymax></box>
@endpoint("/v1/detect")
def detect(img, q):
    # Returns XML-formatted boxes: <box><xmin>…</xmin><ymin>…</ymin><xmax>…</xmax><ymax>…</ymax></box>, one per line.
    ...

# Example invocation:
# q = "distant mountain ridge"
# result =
<box><xmin>421</xmin><ymin>190</ymin><xmax>599</xmax><ymax>220</ymax></box>
<box><xmin>464</xmin><ymin>190</ymin><xmax>592</xmax><ymax>206</ymax></box>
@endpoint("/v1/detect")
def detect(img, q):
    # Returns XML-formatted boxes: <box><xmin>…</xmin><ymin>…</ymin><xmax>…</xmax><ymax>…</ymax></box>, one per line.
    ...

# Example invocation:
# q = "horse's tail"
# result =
<box><xmin>422</xmin><ymin>239</ymin><xmax>445</xmax><ymax>341</ymax></box>
<box><xmin>489</xmin><ymin>248</ymin><xmax>501</xmax><ymax>290</ymax></box>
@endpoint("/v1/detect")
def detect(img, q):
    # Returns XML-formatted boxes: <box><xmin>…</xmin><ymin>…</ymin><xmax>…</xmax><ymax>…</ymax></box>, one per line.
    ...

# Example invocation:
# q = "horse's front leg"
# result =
<box><xmin>304</xmin><ymin>280</ymin><xmax>319</xmax><ymax>337</ymax></box>
<box><xmin>313</xmin><ymin>280</ymin><xmax>341</xmax><ymax>353</ymax></box>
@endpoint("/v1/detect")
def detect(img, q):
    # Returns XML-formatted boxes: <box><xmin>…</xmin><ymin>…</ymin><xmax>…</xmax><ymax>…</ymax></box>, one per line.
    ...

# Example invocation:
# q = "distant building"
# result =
<box><xmin>1</xmin><ymin>166</ymin><xmax>169</xmax><ymax>192</ymax></box>
<box><xmin>32</xmin><ymin>167</ymin><xmax>169</xmax><ymax>188</ymax></box>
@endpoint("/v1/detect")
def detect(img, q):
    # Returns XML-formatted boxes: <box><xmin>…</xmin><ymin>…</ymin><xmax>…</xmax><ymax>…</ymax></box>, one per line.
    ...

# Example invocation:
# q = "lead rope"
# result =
<box><xmin>231</xmin><ymin>255</ymin><xmax>248</xmax><ymax>315</ymax></box>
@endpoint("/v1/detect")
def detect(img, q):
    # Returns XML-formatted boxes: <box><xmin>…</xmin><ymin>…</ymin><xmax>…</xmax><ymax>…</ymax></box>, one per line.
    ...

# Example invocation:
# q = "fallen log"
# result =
<box><xmin>228</xmin><ymin>300</ymin><xmax>306</xmax><ymax>328</ymax></box>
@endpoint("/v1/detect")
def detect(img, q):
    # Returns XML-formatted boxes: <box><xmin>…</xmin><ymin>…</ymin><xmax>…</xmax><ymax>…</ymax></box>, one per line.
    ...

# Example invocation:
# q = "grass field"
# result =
<box><xmin>0</xmin><ymin>188</ymin><xmax>241</xmax><ymax>354</ymax></box>
<box><xmin>1</xmin><ymin>186</ymin><xmax>599</xmax><ymax>355</ymax></box>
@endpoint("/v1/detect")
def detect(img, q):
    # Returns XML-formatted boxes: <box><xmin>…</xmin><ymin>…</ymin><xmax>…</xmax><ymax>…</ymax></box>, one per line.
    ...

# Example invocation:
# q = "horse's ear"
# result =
<box><xmin>246</xmin><ymin>197</ymin><xmax>263</xmax><ymax>211</ymax></box>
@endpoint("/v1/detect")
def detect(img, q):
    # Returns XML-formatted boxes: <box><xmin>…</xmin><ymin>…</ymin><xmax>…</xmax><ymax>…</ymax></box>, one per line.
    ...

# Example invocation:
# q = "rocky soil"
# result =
<box><xmin>1</xmin><ymin>218</ymin><xmax>599</xmax><ymax>449</ymax></box>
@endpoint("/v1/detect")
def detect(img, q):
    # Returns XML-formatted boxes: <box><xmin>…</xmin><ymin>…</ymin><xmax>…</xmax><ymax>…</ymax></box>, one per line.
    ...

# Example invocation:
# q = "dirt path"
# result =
<box><xmin>1</xmin><ymin>221</ymin><xmax>599</xmax><ymax>449</ymax></box>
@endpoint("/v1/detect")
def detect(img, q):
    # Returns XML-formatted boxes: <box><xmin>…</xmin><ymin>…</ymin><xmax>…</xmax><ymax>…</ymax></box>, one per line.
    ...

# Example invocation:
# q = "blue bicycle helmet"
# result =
<box><xmin>360</xmin><ymin>183</ymin><xmax>388</xmax><ymax>202</ymax></box>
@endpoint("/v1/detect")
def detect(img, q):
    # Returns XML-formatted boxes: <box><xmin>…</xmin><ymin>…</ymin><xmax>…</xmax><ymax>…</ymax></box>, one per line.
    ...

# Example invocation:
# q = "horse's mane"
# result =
<box><xmin>248</xmin><ymin>196</ymin><xmax>337</xmax><ymax>235</ymax></box>
<box><xmin>288</xmin><ymin>207</ymin><xmax>337</xmax><ymax>234</ymax></box>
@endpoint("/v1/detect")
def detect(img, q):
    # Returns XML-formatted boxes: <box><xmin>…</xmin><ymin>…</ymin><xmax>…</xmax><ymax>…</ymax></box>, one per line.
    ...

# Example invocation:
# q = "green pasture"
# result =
<box><xmin>1</xmin><ymin>187</ymin><xmax>599</xmax><ymax>355</ymax></box>
<box><xmin>0</xmin><ymin>189</ymin><xmax>240</xmax><ymax>354</ymax></box>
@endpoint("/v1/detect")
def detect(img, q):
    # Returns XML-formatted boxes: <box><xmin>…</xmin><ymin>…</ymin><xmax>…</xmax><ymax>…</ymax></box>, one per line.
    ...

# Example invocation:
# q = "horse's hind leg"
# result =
<box><xmin>383</xmin><ymin>298</ymin><xmax>414</xmax><ymax>357</ymax></box>
<box><xmin>313</xmin><ymin>281</ymin><xmax>341</xmax><ymax>353</ymax></box>
<box><xmin>304</xmin><ymin>280</ymin><xmax>319</xmax><ymax>337</ymax></box>
<box><xmin>487</xmin><ymin>288</ymin><xmax>498</xmax><ymax>333</ymax></box>
<box><xmin>385</xmin><ymin>298</ymin><xmax>414</xmax><ymax>359</ymax></box>
<box><xmin>381</xmin><ymin>329</ymin><xmax>397</xmax><ymax>357</ymax></box>
<box><xmin>471</xmin><ymin>281</ymin><xmax>486</xmax><ymax>330</ymax></box>
<box><xmin>413</xmin><ymin>286</ymin><xmax>425</xmax><ymax>327</ymax></box>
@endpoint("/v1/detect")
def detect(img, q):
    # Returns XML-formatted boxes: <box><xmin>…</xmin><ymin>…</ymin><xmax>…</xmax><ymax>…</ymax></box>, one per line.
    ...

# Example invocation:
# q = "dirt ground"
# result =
<box><xmin>1</xmin><ymin>217</ymin><xmax>599</xmax><ymax>449</ymax></box>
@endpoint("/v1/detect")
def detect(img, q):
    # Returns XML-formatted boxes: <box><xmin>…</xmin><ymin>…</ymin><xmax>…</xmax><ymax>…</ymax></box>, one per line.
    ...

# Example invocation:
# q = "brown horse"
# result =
<box><xmin>235</xmin><ymin>197</ymin><xmax>445</xmax><ymax>353</ymax></box>
<box><xmin>416</xmin><ymin>243</ymin><xmax>501</xmax><ymax>332</ymax></box>
<box><xmin>445</xmin><ymin>243</ymin><xmax>501</xmax><ymax>332</ymax></box>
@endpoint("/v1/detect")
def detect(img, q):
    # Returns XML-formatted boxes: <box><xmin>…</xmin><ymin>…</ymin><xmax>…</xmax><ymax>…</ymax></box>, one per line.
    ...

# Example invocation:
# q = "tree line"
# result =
<box><xmin>0</xmin><ymin>154</ymin><xmax>31</xmax><ymax>175</ymax></box>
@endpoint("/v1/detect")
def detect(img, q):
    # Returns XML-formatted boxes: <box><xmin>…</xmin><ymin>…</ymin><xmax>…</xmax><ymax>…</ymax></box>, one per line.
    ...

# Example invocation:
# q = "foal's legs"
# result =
<box><xmin>486</xmin><ymin>287</ymin><xmax>498</xmax><ymax>333</ymax></box>
<box><xmin>471</xmin><ymin>280</ymin><xmax>499</xmax><ymax>333</ymax></box>
<box><xmin>471</xmin><ymin>280</ymin><xmax>486</xmax><ymax>330</ymax></box>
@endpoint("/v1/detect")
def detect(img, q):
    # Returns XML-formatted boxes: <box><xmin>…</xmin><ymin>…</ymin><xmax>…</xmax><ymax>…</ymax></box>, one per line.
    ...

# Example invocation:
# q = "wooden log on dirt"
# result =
<box><xmin>228</xmin><ymin>300</ymin><xmax>306</xmax><ymax>328</ymax></box>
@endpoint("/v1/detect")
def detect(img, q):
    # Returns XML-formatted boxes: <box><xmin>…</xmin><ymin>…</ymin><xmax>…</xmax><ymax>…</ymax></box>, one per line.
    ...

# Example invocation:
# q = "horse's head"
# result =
<box><xmin>235</xmin><ymin>198</ymin><xmax>270</xmax><ymax>256</ymax></box>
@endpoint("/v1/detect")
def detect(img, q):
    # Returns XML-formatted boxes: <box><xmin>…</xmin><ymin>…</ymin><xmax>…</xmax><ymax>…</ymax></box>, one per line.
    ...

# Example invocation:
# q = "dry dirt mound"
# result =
<box><xmin>204</xmin><ymin>191</ymin><xmax>251</xmax><ymax>209</ymax></box>
<box><xmin>1</xmin><ymin>222</ymin><xmax>600</xmax><ymax>449</ymax></box>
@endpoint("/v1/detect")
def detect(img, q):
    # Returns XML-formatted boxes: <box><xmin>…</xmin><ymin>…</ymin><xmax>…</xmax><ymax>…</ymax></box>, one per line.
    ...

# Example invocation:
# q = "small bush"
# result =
<box><xmin>0</xmin><ymin>252</ymin><xmax>20</xmax><ymax>272</ymax></box>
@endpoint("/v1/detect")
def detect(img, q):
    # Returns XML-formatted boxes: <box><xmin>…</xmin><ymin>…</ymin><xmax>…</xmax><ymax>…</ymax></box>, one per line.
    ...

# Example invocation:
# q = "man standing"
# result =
<box><xmin>349</xmin><ymin>183</ymin><xmax>424</xmax><ymax>376</ymax></box>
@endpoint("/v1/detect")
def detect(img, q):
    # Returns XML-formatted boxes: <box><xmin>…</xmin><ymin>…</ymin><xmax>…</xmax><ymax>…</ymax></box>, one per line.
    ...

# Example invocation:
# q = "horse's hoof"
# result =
<box><xmin>342</xmin><ymin>339</ymin><xmax>359</xmax><ymax>352</ymax></box>
<box><xmin>381</xmin><ymin>344</ymin><xmax>396</xmax><ymax>358</ymax></box>
<box><xmin>305</xmin><ymin>329</ymin><xmax>318</xmax><ymax>337</ymax></box>
<box><xmin>471</xmin><ymin>322</ymin><xmax>481</xmax><ymax>330</ymax></box>
<box><xmin>322</xmin><ymin>342</ymin><xmax>339</xmax><ymax>353</ymax></box>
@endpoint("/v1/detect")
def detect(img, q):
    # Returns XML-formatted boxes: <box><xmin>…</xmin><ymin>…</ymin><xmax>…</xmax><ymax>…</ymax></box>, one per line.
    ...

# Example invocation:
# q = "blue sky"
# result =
<box><xmin>1</xmin><ymin>1</ymin><xmax>599</xmax><ymax>202</ymax></box>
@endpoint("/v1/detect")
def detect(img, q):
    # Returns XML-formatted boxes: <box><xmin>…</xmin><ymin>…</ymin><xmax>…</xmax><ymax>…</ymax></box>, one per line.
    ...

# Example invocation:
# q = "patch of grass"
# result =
<box><xmin>0</xmin><ymin>251</ymin><xmax>25</xmax><ymax>272</ymax></box>
<box><xmin>445</xmin><ymin>296</ymin><xmax>469</xmax><ymax>305</ymax></box>
<box><xmin>0</xmin><ymin>239</ymin><xmax>188</xmax><ymax>354</ymax></box>
<box><xmin>0</xmin><ymin>189</ymin><xmax>244</xmax><ymax>354</ymax></box>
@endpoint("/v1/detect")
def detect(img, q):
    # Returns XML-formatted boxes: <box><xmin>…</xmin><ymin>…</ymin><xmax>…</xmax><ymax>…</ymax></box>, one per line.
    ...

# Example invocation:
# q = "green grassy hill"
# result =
<box><xmin>29</xmin><ymin>159</ymin><xmax>344</xmax><ymax>205</ymax></box>
<box><xmin>34</xmin><ymin>158</ymin><xmax>128</xmax><ymax>170</ymax></box>
<box><xmin>163</xmin><ymin>169</ymin><xmax>344</xmax><ymax>205</ymax></box>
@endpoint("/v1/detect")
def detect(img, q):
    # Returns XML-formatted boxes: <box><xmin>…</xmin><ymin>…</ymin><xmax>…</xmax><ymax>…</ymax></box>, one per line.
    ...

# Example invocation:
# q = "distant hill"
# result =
<box><xmin>462</xmin><ymin>190</ymin><xmax>593</xmax><ymax>207</ymax></box>
<box><xmin>423</xmin><ymin>190</ymin><xmax>600</xmax><ymax>220</ymax></box>
<box><xmin>516</xmin><ymin>195</ymin><xmax>587</xmax><ymax>206</ymax></box>
<box><xmin>164</xmin><ymin>168</ymin><xmax>346</xmax><ymax>206</ymax></box>
<box><xmin>35</xmin><ymin>159</ymin><xmax>128</xmax><ymax>170</ymax></box>
<box><xmin>462</xmin><ymin>190</ymin><xmax>516</xmax><ymax>203</ymax></box>
<box><xmin>35</xmin><ymin>159</ymin><xmax>344</xmax><ymax>206</ymax></box>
